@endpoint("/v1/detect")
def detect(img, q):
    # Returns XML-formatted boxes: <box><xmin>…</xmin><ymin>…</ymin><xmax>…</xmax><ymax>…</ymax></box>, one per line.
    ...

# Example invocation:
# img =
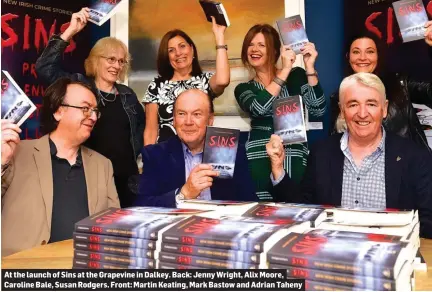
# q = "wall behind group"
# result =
<box><xmin>305</xmin><ymin>0</ymin><xmax>344</xmax><ymax>143</ymax></box>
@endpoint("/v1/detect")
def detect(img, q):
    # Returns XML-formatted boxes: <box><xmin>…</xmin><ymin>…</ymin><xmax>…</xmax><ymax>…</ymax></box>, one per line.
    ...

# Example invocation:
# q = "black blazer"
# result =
<box><xmin>136</xmin><ymin>136</ymin><xmax>257</xmax><ymax>207</ymax></box>
<box><xmin>272</xmin><ymin>133</ymin><xmax>432</xmax><ymax>238</ymax></box>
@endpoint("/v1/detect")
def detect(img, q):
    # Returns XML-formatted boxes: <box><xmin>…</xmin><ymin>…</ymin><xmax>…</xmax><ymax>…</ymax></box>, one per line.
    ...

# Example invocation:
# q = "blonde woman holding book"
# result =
<box><xmin>234</xmin><ymin>24</ymin><xmax>326</xmax><ymax>201</ymax></box>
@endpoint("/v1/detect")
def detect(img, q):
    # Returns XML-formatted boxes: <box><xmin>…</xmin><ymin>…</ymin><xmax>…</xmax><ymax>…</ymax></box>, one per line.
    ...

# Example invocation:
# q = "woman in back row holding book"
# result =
<box><xmin>330</xmin><ymin>22</ymin><xmax>432</xmax><ymax>152</ymax></box>
<box><xmin>143</xmin><ymin>17</ymin><xmax>230</xmax><ymax>145</ymax></box>
<box><xmin>234</xmin><ymin>24</ymin><xmax>326</xmax><ymax>201</ymax></box>
<box><xmin>36</xmin><ymin>8</ymin><xmax>145</xmax><ymax>208</ymax></box>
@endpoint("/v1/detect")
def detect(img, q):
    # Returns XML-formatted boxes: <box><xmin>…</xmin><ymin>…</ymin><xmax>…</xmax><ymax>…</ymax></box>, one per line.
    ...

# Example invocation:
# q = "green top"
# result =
<box><xmin>234</xmin><ymin>67</ymin><xmax>326</xmax><ymax>201</ymax></box>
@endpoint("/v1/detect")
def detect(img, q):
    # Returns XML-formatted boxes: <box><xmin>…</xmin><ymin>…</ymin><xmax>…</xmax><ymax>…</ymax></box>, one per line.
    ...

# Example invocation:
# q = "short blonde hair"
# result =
<box><xmin>84</xmin><ymin>37</ymin><xmax>131</xmax><ymax>83</ymax></box>
<box><xmin>339</xmin><ymin>72</ymin><xmax>386</xmax><ymax>105</ymax></box>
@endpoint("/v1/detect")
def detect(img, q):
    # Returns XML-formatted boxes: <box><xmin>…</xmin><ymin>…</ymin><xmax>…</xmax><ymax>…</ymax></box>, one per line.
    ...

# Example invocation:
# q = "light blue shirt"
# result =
<box><xmin>182</xmin><ymin>143</ymin><xmax>212</xmax><ymax>201</ymax></box>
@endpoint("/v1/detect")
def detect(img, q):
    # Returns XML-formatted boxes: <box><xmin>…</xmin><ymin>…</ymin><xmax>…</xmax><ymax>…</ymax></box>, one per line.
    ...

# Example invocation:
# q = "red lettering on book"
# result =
<box><xmin>292</xmin><ymin>268</ymin><xmax>309</xmax><ymax>278</ymax></box>
<box><xmin>181</xmin><ymin>236</ymin><xmax>195</xmax><ymax>244</ymax></box>
<box><xmin>89</xmin><ymin>253</ymin><xmax>101</xmax><ymax>260</ymax></box>
<box><xmin>209</xmin><ymin>136</ymin><xmax>236</xmax><ymax>147</ymax></box>
<box><xmin>88</xmin><ymin>261</ymin><xmax>100</xmax><ymax>268</ymax></box>
<box><xmin>91</xmin><ymin>226</ymin><xmax>103</xmax><ymax>233</ymax></box>
<box><xmin>280</xmin><ymin>20</ymin><xmax>303</xmax><ymax>32</ymax></box>
<box><xmin>398</xmin><ymin>2</ymin><xmax>424</xmax><ymax>16</ymax></box>
<box><xmin>89</xmin><ymin>235</ymin><xmax>100</xmax><ymax>242</ymax></box>
<box><xmin>428</xmin><ymin>1</ymin><xmax>432</xmax><ymax>16</ymax></box>
<box><xmin>275</xmin><ymin>102</ymin><xmax>299</xmax><ymax>116</ymax></box>
<box><xmin>176</xmin><ymin>256</ymin><xmax>192</xmax><ymax>265</ymax></box>
<box><xmin>88</xmin><ymin>244</ymin><xmax>100</xmax><ymax>251</ymax></box>
<box><xmin>291</xmin><ymin>257</ymin><xmax>308</xmax><ymax>266</ymax></box>
<box><xmin>183</xmin><ymin>218</ymin><xmax>220</xmax><ymax>235</ymax></box>
<box><xmin>180</xmin><ymin>246</ymin><xmax>193</xmax><ymax>254</ymax></box>
<box><xmin>95</xmin><ymin>209</ymin><xmax>132</xmax><ymax>224</ymax></box>
<box><xmin>255</xmin><ymin>205</ymin><xmax>277</xmax><ymax>217</ymax></box>
<box><xmin>291</xmin><ymin>235</ymin><xmax>327</xmax><ymax>255</ymax></box>
<box><xmin>1</xmin><ymin>78</ymin><xmax>9</xmax><ymax>94</ymax></box>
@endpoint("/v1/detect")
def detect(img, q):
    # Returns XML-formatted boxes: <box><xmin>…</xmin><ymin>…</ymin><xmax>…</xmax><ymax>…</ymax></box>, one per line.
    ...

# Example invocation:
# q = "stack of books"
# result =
<box><xmin>157</xmin><ymin>214</ymin><xmax>308</xmax><ymax>269</ymax></box>
<box><xmin>71</xmin><ymin>202</ymin><xmax>423</xmax><ymax>290</ymax></box>
<box><xmin>266</xmin><ymin>207</ymin><xmax>420</xmax><ymax>291</ymax></box>
<box><xmin>72</xmin><ymin>207</ymin><xmax>200</xmax><ymax>269</ymax></box>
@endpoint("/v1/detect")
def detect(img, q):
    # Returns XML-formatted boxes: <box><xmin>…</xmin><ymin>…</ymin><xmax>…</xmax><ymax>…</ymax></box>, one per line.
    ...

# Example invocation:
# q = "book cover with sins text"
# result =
<box><xmin>393</xmin><ymin>0</ymin><xmax>429</xmax><ymax>42</ymax></box>
<box><xmin>203</xmin><ymin>126</ymin><xmax>240</xmax><ymax>179</ymax></box>
<box><xmin>273</xmin><ymin>95</ymin><xmax>307</xmax><ymax>144</ymax></box>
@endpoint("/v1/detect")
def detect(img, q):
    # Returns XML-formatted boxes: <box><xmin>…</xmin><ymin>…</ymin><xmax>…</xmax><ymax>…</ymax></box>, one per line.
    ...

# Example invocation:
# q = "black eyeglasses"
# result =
<box><xmin>61</xmin><ymin>104</ymin><xmax>101</xmax><ymax>119</ymax></box>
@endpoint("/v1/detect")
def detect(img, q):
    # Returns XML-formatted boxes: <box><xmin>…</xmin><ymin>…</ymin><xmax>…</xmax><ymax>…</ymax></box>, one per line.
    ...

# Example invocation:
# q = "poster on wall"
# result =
<box><xmin>128</xmin><ymin>0</ymin><xmax>285</xmax><ymax>116</ymax></box>
<box><xmin>1</xmin><ymin>0</ymin><xmax>92</xmax><ymax>139</ymax></box>
<box><xmin>344</xmin><ymin>0</ymin><xmax>432</xmax><ymax>80</ymax></box>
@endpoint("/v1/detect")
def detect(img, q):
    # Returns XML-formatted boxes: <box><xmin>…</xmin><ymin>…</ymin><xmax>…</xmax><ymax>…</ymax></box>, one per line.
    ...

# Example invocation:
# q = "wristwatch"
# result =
<box><xmin>175</xmin><ymin>191</ymin><xmax>186</xmax><ymax>204</ymax></box>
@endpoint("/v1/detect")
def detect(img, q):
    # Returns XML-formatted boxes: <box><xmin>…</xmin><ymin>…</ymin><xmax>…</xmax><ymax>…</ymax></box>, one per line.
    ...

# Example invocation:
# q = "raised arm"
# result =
<box><xmin>35</xmin><ymin>8</ymin><xmax>90</xmax><ymax>85</ymax></box>
<box><xmin>407</xmin><ymin>21</ymin><xmax>432</xmax><ymax>108</ymax></box>
<box><xmin>208</xmin><ymin>17</ymin><xmax>230</xmax><ymax>97</ymax></box>
<box><xmin>1</xmin><ymin>120</ymin><xmax>21</xmax><ymax>201</ymax></box>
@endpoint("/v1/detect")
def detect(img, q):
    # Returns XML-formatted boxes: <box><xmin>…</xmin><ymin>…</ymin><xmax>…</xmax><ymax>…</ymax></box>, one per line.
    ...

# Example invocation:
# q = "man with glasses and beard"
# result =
<box><xmin>1</xmin><ymin>77</ymin><xmax>120</xmax><ymax>256</ymax></box>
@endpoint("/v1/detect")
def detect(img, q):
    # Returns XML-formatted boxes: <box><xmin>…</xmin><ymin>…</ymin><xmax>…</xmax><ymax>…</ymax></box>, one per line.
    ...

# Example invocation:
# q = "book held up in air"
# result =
<box><xmin>1</xmin><ymin>70</ymin><xmax>36</xmax><ymax>126</ymax></box>
<box><xmin>276</xmin><ymin>14</ymin><xmax>308</xmax><ymax>54</ymax></box>
<box><xmin>392</xmin><ymin>0</ymin><xmax>429</xmax><ymax>43</ymax></box>
<box><xmin>198</xmin><ymin>0</ymin><xmax>230</xmax><ymax>27</ymax></box>
<box><xmin>202</xmin><ymin>126</ymin><xmax>240</xmax><ymax>179</ymax></box>
<box><xmin>88</xmin><ymin>0</ymin><xmax>123</xmax><ymax>26</ymax></box>
<box><xmin>273</xmin><ymin>95</ymin><xmax>307</xmax><ymax>144</ymax></box>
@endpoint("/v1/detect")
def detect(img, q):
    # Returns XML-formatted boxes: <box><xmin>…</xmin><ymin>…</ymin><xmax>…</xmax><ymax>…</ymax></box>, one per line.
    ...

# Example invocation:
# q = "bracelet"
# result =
<box><xmin>216</xmin><ymin>45</ymin><xmax>228</xmax><ymax>50</ymax></box>
<box><xmin>306</xmin><ymin>71</ymin><xmax>318</xmax><ymax>77</ymax></box>
<box><xmin>273</xmin><ymin>76</ymin><xmax>285</xmax><ymax>87</ymax></box>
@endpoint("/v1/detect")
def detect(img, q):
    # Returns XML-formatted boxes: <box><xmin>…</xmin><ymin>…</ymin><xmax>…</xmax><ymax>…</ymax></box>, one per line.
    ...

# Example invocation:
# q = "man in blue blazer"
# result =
<box><xmin>136</xmin><ymin>89</ymin><xmax>257</xmax><ymax>207</ymax></box>
<box><xmin>268</xmin><ymin>73</ymin><xmax>432</xmax><ymax>238</ymax></box>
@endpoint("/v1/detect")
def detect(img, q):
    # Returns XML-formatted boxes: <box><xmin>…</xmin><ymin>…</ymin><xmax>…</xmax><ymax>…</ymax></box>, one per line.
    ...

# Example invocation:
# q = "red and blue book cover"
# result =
<box><xmin>393</xmin><ymin>0</ymin><xmax>429</xmax><ymax>42</ymax></box>
<box><xmin>276</xmin><ymin>15</ymin><xmax>308</xmax><ymax>54</ymax></box>
<box><xmin>162</xmin><ymin>216</ymin><xmax>284</xmax><ymax>252</ymax></box>
<box><xmin>74</xmin><ymin>208</ymin><xmax>186</xmax><ymax>239</ymax></box>
<box><xmin>273</xmin><ymin>95</ymin><xmax>307</xmax><ymax>144</ymax></box>
<box><xmin>202</xmin><ymin>126</ymin><xmax>240</xmax><ymax>179</ymax></box>
<box><xmin>267</xmin><ymin>233</ymin><xmax>407</xmax><ymax>279</ymax></box>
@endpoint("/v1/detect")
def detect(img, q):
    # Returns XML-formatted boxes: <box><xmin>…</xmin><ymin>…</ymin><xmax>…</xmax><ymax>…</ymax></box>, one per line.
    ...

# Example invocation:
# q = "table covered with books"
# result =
<box><xmin>1</xmin><ymin>202</ymin><xmax>431</xmax><ymax>291</ymax></box>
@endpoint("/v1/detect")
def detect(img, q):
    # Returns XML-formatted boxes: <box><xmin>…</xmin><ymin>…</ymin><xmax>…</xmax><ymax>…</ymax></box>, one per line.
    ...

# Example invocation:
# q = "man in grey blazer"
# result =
<box><xmin>1</xmin><ymin>77</ymin><xmax>120</xmax><ymax>256</ymax></box>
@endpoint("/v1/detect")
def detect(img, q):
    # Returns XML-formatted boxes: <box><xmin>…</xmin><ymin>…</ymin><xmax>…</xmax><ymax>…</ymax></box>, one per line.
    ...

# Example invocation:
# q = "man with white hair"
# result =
<box><xmin>268</xmin><ymin>72</ymin><xmax>432</xmax><ymax>238</ymax></box>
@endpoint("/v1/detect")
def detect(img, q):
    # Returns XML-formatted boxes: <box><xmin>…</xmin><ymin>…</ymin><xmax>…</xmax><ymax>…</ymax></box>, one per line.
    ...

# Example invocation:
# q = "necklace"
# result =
<box><xmin>98</xmin><ymin>87</ymin><xmax>117</xmax><ymax>106</ymax></box>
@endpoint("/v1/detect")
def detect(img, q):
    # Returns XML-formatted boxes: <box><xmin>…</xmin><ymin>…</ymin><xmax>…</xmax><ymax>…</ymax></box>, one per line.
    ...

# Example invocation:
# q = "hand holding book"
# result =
<box><xmin>211</xmin><ymin>16</ymin><xmax>227</xmax><ymax>45</ymax></box>
<box><xmin>61</xmin><ymin>8</ymin><xmax>90</xmax><ymax>41</ymax></box>
<box><xmin>1</xmin><ymin>120</ymin><xmax>21</xmax><ymax>167</ymax></box>
<box><xmin>300</xmin><ymin>42</ymin><xmax>318</xmax><ymax>73</ymax></box>
<box><xmin>280</xmin><ymin>46</ymin><xmax>296</xmax><ymax>71</ymax></box>
<box><xmin>266</xmin><ymin>134</ymin><xmax>285</xmax><ymax>181</ymax></box>
<box><xmin>180</xmin><ymin>164</ymin><xmax>219</xmax><ymax>199</ymax></box>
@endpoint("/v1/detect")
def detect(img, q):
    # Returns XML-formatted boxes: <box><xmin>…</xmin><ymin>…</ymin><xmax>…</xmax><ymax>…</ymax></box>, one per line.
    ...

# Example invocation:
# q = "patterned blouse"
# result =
<box><xmin>143</xmin><ymin>72</ymin><xmax>214</xmax><ymax>143</ymax></box>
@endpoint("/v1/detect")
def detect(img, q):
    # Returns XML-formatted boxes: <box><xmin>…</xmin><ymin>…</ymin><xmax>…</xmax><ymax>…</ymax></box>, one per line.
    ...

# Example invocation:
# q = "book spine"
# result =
<box><xmin>270</xmin><ymin>264</ymin><xmax>395</xmax><ymax>290</ymax></box>
<box><xmin>162</xmin><ymin>233</ymin><xmax>263</xmax><ymax>252</ymax></box>
<box><xmin>74</xmin><ymin>242</ymin><xmax>155</xmax><ymax>259</ymax></box>
<box><xmin>158</xmin><ymin>252</ymin><xmax>259</xmax><ymax>269</ymax></box>
<box><xmin>74</xmin><ymin>250</ymin><xmax>155</xmax><ymax>268</ymax></box>
<box><xmin>73</xmin><ymin>258</ymin><xmax>142</xmax><ymax>269</ymax></box>
<box><xmin>73</xmin><ymin>232</ymin><xmax>156</xmax><ymax>249</ymax></box>
<box><xmin>267</xmin><ymin>253</ymin><xmax>395</xmax><ymax>279</ymax></box>
<box><xmin>161</xmin><ymin>242</ymin><xmax>260</xmax><ymax>263</ymax></box>
<box><xmin>74</xmin><ymin>221</ymin><xmax>159</xmax><ymax>240</ymax></box>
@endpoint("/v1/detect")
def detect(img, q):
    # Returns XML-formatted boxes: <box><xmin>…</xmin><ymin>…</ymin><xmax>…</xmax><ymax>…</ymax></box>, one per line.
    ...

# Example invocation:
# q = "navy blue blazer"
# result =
<box><xmin>272</xmin><ymin>133</ymin><xmax>432</xmax><ymax>238</ymax></box>
<box><xmin>136</xmin><ymin>136</ymin><xmax>257</xmax><ymax>207</ymax></box>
